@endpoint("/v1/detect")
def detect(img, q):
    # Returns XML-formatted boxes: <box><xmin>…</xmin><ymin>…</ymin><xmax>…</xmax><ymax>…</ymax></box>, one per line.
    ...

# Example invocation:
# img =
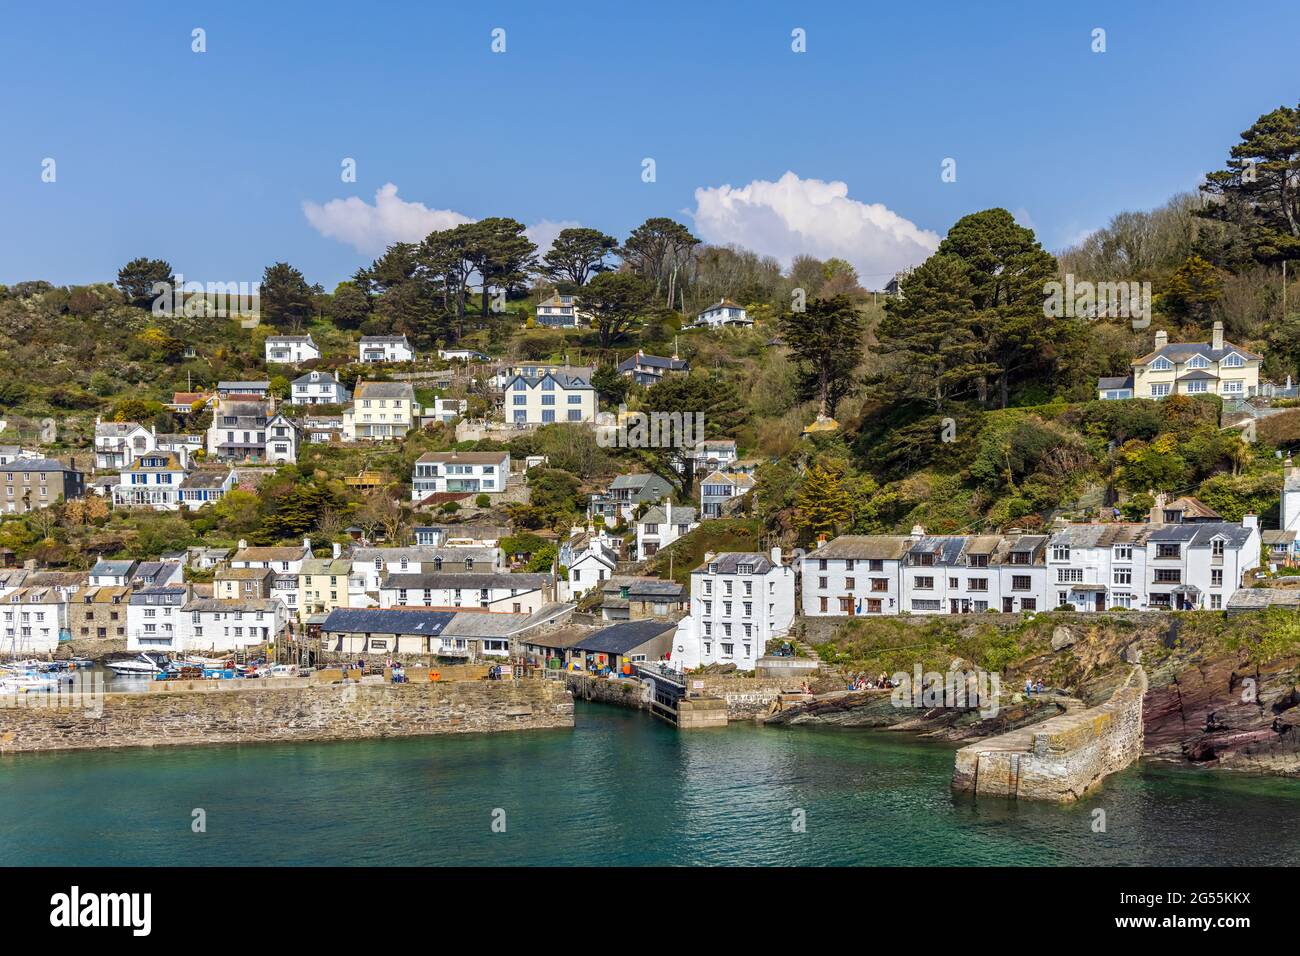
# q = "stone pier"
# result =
<box><xmin>952</xmin><ymin>667</ymin><xmax>1147</xmax><ymax>802</ymax></box>
<box><xmin>0</xmin><ymin>678</ymin><xmax>574</xmax><ymax>753</ymax></box>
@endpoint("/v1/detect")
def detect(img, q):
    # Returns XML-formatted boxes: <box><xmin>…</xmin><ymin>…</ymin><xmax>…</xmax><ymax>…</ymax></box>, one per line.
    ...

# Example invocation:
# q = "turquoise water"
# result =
<box><xmin>2</xmin><ymin>701</ymin><xmax>1299</xmax><ymax>866</ymax></box>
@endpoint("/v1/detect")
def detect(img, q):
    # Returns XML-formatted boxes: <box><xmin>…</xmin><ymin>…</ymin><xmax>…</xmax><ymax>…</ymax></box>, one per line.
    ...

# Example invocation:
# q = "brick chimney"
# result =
<box><xmin>1212</xmin><ymin>321</ymin><xmax>1224</xmax><ymax>351</ymax></box>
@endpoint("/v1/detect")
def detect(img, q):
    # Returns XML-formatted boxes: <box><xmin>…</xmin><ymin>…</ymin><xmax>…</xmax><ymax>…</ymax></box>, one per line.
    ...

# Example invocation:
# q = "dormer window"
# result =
<box><xmin>1222</xmin><ymin>353</ymin><xmax>1244</xmax><ymax>368</ymax></box>
<box><xmin>1151</xmin><ymin>357</ymin><xmax>1174</xmax><ymax>371</ymax></box>
<box><xmin>1186</xmin><ymin>355</ymin><xmax>1209</xmax><ymax>369</ymax></box>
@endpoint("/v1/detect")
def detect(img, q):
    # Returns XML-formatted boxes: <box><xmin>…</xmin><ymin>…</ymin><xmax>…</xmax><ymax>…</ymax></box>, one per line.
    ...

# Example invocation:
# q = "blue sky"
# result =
<box><xmin>3</xmin><ymin>0</ymin><xmax>1298</xmax><ymax>289</ymax></box>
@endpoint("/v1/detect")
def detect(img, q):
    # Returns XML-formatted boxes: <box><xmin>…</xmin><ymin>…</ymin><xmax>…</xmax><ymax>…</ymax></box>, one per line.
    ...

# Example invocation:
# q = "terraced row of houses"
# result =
<box><xmin>800</xmin><ymin>511</ymin><xmax>1262</xmax><ymax>617</ymax></box>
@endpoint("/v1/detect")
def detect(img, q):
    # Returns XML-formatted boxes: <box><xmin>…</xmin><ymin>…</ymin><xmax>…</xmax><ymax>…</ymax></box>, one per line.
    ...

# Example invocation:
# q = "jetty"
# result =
<box><xmin>951</xmin><ymin>667</ymin><xmax>1147</xmax><ymax>802</ymax></box>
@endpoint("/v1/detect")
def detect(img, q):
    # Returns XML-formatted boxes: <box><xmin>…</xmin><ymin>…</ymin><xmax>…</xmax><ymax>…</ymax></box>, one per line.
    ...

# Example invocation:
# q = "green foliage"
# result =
<box><xmin>540</xmin><ymin>227</ymin><xmax>618</xmax><ymax>286</ymax></box>
<box><xmin>579</xmin><ymin>271</ymin><xmax>652</xmax><ymax>348</ymax></box>
<box><xmin>116</xmin><ymin>257</ymin><xmax>173</xmax><ymax>309</ymax></box>
<box><xmin>1195</xmin><ymin>471</ymin><xmax>1281</xmax><ymax>521</ymax></box>
<box><xmin>777</xmin><ymin>294</ymin><xmax>865</xmax><ymax>416</ymax></box>
<box><xmin>794</xmin><ymin>461</ymin><xmax>852</xmax><ymax>538</ymax></box>
<box><xmin>260</xmin><ymin>262</ymin><xmax>314</xmax><ymax>329</ymax></box>
<box><xmin>591</xmin><ymin>363</ymin><xmax>631</xmax><ymax>406</ymax></box>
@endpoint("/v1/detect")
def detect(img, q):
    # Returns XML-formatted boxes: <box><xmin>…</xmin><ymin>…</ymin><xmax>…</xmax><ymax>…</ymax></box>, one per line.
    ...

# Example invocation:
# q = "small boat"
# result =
<box><xmin>266</xmin><ymin>664</ymin><xmax>299</xmax><ymax>679</ymax></box>
<box><xmin>105</xmin><ymin>653</ymin><xmax>172</xmax><ymax>677</ymax></box>
<box><xmin>0</xmin><ymin>672</ymin><xmax>61</xmax><ymax>694</ymax></box>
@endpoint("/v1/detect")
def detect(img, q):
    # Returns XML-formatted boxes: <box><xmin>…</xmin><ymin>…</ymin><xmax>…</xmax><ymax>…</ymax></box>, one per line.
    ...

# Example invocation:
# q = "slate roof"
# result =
<box><xmin>216</xmin><ymin>566</ymin><xmax>273</xmax><ymax>581</ymax></box>
<box><xmin>1227</xmin><ymin>588</ymin><xmax>1300</xmax><ymax>611</ymax></box>
<box><xmin>1048</xmin><ymin>524</ymin><xmax>1151</xmax><ymax>548</ymax></box>
<box><xmin>353</xmin><ymin>381</ymin><xmax>415</xmax><ymax>400</ymax></box>
<box><xmin>95</xmin><ymin>421</ymin><xmax>147</xmax><ymax>437</ymax></box>
<box><xmin>442</xmin><ymin>611</ymin><xmax>532</xmax><ymax>637</ymax></box>
<box><xmin>617</xmin><ymin>353</ymin><xmax>688</xmax><ymax>372</ymax></box>
<box><xmin>640</xmin><ymin>504</ymin><xmax>697</xmax><ymax>526</ymax></box>
<box><xmin>90</xmin><ymin>560</ymin><xmax>136</xmax><ymax>577</ymax></box>
<box><xmin>571</xmin><ymin>618</ymin><xmax>679</xmax><ymax>655</ymax></box>
<box><xmin>321</xmin><ymin>608</ymin><xmax>454</xmax><ymax>636</ymax></box>
<box><xmin>505</xmin><ymin>369</ymin><xmax>593</xmax><ymax>390</ymax></box>
<box><xmin>2</xmin><ymin>458</ymin><xmax>81</xmax><ymax>473</ymax></box>
<box><xmin>1097</xmin><ymin>375</ymin><xmax>1134</xmax><ymax>390</ymax></box>
<box><xmin>1135</xmin><ymin>341</ymin><xmax>1262</xmax><ymax>365</ymax></box>
<box><xmin>300</xmin><ymin>558</ymin><xmax>353</xmax><ymax>576</ymax></box>
<box><xmin>908</xmin><ymin>537</ymin><xmax>968</xmax><ymax>565</ymax></box>
<box><xmin>1164</xmin><ymin>496</ymin><xmax>1221</xmax><ymax>520</ymax></box>
<box><xmin>609</xmin><ymin>473</ymin><xmax>670</xmax><ymax>491</ymax></box>
<box><xmin>1147</xmin><ymin>522</ymin><xmax>1255</xmax><ymax>548</ymax></box>
<box><xmin>180</xmin><ymin>471</ymin><xmax>230</xmax><ymax>489</ymax></box>
<box><xmin>695</xmin><ymin>552</ymin><xmax>778</xmax><ymax>575</ymax></box>
<box><xmin>133</xmin><ymin>561</ymin><xmax>181</xmax><ymax>586</ymax></box>
<box><xmin>810</xmin><ymin>536</ymin><xmax>913</xmax><ymax>561</ymax></box>
<box><xmin>601</xmin><ymin>576</ymin><xmax>685</xmax><ymax>598</ymax></box>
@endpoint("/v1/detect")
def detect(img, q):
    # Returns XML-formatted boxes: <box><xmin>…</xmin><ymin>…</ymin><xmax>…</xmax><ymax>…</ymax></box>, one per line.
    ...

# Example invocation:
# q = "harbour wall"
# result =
<box><xmin>0</xmin><ymin>678</ymin><xmax>573</xmax><ymax>754</ymax></box>
<box><xmin>951</xmin><ymin>666</ymin><xmax>1147</xmax><ymax>802</ymax></box>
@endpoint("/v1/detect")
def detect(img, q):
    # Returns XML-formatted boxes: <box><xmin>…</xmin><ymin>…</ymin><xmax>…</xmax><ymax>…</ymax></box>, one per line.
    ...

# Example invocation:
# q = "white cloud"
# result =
<box><xmin>302</xmin><ymin>183</ymin><xmax>474</xmax><ymax>256</ymax></box>
<box><xmin>1011</xmin><ymin>207</ymin><xmax>1036</xmax><ymax>231</ymax></box>
<box><xmin>690</xmin><ymin>171</ymin><xmax>939</xmax><ymax>287</ymax></box>
<box><xmin>525</xmin><ymin>219</ymin><xmax>580</xmax><ymax>258</ymax></box>
<box><xmin>303</xmin><ymin>184</ymin><xmax>578</xmax><ymax>261</ymax></box>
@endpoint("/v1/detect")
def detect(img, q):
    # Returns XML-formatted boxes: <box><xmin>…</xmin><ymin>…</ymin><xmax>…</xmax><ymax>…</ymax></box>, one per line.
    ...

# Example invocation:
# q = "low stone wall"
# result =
<box><xmin>695</xmin><ymin>675</ymin><xmax>789</xmax><ymax>720</ymax></box>
<box><xmin>565</xmin><ymin>673</ymin><xmax>647</xmax><ymax>712</ymax></box>
<box><xmin>756</xmin><ymin>657</ymin><xmax>821</xmax><ymax>681</ymax></box>
<box><xmin>952</xmin><ymin>667</ymin><xmax>1147</xmax><ymax>802</ymax></box>
<box><xmin>564</xmin><ymin>672</ymin><xmax>787</xmax><ymax>722</ymax></box>
<box><xmin>53</xmin><ymin>638</ymin><xmax>128</xmax><ymax>662</ymax></box>
<box><xmin>0</xmin><ymin>678</ymin><xmax>573</xmax><ymax>753</ymax></box>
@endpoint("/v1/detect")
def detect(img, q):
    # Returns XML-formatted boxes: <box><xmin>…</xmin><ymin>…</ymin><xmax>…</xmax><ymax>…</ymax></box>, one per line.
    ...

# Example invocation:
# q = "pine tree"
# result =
<box><xmin>777</xmin><ymin>294</ymin><xmax>865</xmax><ymax>417</ymax></box>
<box><xmin>794</xmin><ymin>462</ymin><xmax>852</xmax><ymax>537</ymax></box>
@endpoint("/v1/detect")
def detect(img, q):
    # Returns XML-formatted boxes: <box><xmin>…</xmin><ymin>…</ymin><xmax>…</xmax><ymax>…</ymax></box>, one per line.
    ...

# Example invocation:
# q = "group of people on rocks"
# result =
<box><xmin>1024</xmin><ymin>676</ymin><xmax>1047</xmax><ymax>695</ymax></box>
<box><xmin>848</xmin><ymin>672</ymin><xmax>894</xmax><ymax>692</ymax></box>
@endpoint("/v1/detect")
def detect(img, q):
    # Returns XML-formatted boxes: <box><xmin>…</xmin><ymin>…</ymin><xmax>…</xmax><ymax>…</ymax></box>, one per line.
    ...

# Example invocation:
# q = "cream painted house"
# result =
<box><xmin>298</xmin><ymin>555</ymin><xmax>352</xmax><ymax>622</ymax></box>
<box><xmin>1098</xmin><ymin>322</ymin><xmax>1261</xmax><ymax>400</ymax></box>
<box><xmin>343</xmin><ymin>381</ymin><xmax>422</xmax><ymax>441</ymax></box>
<box><xmin>503</xmin><ymin>368</ymin><xmax>596</xmax><ymax>424</ymax></box>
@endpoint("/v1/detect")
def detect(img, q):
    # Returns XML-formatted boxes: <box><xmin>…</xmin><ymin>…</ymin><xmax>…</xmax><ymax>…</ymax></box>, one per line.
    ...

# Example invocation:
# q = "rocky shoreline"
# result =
<box><xmin>804</xmin><ymin>610</ymin><xmax>1300</xmax><ymax>779</ymax></box>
